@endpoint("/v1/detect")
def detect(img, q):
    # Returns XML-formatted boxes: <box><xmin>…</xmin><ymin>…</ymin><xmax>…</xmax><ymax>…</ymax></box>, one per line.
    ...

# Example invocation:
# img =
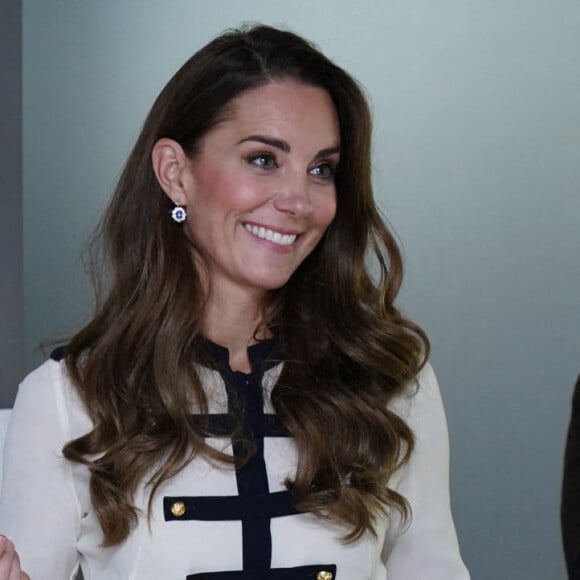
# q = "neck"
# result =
<box><xmin>202</xmin><ymin>284</ymin><xmax>271</xmax><ymax>373</ymax></box>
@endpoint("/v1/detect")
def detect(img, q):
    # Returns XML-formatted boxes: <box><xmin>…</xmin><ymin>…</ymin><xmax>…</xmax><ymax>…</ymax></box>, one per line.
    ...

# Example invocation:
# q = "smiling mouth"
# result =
<box><xmin>244</xmin><ymin>224</ymin><xmax>298</xmax><ymax>246</ymax></box>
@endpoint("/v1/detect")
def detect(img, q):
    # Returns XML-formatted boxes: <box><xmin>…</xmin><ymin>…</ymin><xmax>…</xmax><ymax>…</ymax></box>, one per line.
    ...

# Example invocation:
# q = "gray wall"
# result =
<box><xmin>0</xmin><ymin>0</ymin><xmax>22</xmax><ymax>407</ymax></box>
<box><xmin>16</xmin><ymin>1</ymin><xmax>580</xmax><ymax>579</ymax></box>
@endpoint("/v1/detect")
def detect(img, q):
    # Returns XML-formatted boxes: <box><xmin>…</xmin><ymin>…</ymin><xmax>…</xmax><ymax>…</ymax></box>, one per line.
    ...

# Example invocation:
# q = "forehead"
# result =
<box><xmin>211</xmin><ymin>80</ymin><xmax>340</xmax><ymax>147</ymax></box>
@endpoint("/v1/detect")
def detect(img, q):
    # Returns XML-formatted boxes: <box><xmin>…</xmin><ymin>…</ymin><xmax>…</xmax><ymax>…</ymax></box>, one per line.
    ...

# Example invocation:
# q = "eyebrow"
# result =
<box><xmin>239</xmin><ymin>134</ymin><xmax>340</xmax><ymax>158</ymax></box>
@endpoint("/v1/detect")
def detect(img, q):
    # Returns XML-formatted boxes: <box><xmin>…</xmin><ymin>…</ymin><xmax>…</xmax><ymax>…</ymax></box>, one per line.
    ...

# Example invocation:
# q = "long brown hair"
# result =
<box><xmin>62</xmin><ymin>24</ymin><xmax>429</xmax><ymax>546</ymax></box>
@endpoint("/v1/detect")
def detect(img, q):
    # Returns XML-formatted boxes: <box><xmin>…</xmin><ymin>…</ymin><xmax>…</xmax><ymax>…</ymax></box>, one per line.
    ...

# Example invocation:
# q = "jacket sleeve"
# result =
<box><xmin>0</xmin><ymin>360</ymin><xmax>81</xmax><ymax>580</ymax></box>
<box><xmin>561</xmin><ymin>374</ymin><xmax>580</xmax><ymax>576</ymax></box>
<box><xmin>382</xmin><ymin>363</ymin><xmax>470</xmax><ymax>579</ymax></box>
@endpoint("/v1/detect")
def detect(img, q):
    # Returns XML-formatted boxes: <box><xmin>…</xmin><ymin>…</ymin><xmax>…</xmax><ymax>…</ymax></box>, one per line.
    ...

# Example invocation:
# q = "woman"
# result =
<box><xmin>0</xmin><ymin>25</ymin><xmax>469</xmax><ymax>579</ymax></box>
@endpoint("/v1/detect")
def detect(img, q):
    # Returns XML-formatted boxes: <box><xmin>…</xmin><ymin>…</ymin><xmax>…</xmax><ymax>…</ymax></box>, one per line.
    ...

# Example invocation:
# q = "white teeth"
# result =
<box><xmin>244</xmin><ymin>224</ymin><xmax>297</xmax><ymax>246</ymax></box>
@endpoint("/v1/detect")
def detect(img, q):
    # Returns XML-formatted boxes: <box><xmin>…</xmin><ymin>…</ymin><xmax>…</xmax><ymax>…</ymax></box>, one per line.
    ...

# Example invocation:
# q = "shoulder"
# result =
<box><xmin>412</xmin><ymin>361</ymin><xmax>440</xmax><ymax>398</ymax></box>
<box><xmin>16</xmin><ymin>356</ymin><xmax>64</xmax><ymax>403</ymax></box>
<box><xmin>17</xmin><ymin>349</ymin><xmax>69</xmax><ymax>401</ymax></box>
<box><xmin>390</xmin><ymin>362</ymin><xmax>444</xmax><ymax>424</ymax></box>
<box><xmin>14</xmin><ymin>352</ymin><xmax>89</xmax><ymax>438</ymax></box>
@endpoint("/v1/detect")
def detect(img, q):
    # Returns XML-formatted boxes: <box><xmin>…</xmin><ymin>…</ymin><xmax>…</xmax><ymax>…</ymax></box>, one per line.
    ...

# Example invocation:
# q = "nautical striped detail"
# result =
<box><xmin>186</xmin><ymin>564</ymin><xmax>337</xmax><ymax>579</ymax></box>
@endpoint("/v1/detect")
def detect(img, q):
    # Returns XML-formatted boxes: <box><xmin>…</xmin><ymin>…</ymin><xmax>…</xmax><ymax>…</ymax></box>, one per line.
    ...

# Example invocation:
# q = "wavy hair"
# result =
<box><xmin>62</xmin><ymin>24</ymin><xmax>429</xmax><ymax>546</ymax></box>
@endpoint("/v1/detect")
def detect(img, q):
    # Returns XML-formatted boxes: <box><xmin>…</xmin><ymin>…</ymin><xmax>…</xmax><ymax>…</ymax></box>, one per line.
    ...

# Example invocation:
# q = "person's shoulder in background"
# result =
<box><xmin>561</xmin><ymin>374</ymin><xmax>580</xmax><ymax>578</ymax></box>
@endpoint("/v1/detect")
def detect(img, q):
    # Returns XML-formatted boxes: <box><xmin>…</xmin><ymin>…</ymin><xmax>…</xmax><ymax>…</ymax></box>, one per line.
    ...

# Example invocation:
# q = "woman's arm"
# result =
<box><xmin>382</xmin><ymin>363</ymin><xmax>470</xmax><ymax>579</ymax></box>
<box><xmin>0</xmin><ymin>361</ymin><xmax>81</xmax><ymax>580</ymax></box>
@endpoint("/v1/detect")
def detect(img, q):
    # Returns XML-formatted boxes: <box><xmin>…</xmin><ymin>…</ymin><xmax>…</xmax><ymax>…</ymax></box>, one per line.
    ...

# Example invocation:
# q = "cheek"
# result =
<box><xmin>316</xmin><ymin>193</ymin><xmax>338</xmax><ymax>230</ymax></box>
<box><xmin>187</xmin><ymin>180</ymin><xmax>235</xmax><ymax>224</ymax></box>
<box><xmin>198</xmin><ymin>172</ymin><xmax>258</xmax><ymax>216</ymax></box>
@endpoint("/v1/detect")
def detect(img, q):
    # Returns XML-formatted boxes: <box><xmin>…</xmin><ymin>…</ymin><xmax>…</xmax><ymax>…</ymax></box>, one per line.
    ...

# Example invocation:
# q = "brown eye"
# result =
<box><xmin>310</xmin><ymin>163</ymin><xmax>336</xmax><ymax>180</ymax></box>
<box><xmin>247</xmin><ymin>153</ymin><xmax>278</xmax><ymax>169</ymax></box>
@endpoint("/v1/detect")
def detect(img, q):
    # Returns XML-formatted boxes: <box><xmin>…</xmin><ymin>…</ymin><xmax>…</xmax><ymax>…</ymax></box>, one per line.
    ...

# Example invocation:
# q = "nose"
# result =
<box><xmin>272</xmin><ymin>173</ymin><xmax>312</xmax><ymax>218</ymax></box>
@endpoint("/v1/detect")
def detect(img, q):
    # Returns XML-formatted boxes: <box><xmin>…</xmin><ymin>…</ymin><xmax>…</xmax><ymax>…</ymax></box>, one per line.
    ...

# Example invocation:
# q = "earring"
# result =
<box><xmin>171</xmin><ymin>205</ymin><xmax>187</xmax><ymax>223</ymax></box>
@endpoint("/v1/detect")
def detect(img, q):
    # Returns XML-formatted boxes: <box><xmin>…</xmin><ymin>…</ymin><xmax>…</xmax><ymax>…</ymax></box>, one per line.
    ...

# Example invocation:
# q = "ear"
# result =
<box><xmin>151</xmin><ymin>138</ymin><xmax>191</xmax><ymax>206</ymax></box>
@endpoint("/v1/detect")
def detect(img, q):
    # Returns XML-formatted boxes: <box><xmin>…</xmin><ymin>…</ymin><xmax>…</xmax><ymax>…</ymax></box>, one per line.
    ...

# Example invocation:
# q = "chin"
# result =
<box><xmin>242</xmin><ymin>264</ymin><xmax>299</xmax><ymax>291</ymax></box>
<box><xmin>249</xmin><ymin>273</ymin><xmax>294</xmax><ymax>292</ymax></box>
<box><xmin>259</xmin><ymin>279</ymin><xmax>292</xmax><ymax>292</ymax></box>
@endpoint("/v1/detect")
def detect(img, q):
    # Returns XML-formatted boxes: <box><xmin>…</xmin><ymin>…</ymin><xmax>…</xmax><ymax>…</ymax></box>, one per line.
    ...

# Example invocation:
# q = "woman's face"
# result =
<box><xmin>180</xmin><ymin>79</ymin><xmax>340</xmax><ymax>298</ymax></box>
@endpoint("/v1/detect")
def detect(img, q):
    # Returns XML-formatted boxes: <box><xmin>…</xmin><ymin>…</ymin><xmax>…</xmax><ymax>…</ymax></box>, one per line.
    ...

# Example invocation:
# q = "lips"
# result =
<box><xmin>243</xmin><ymin>223</ymin><xmax>298</xmax><ymax>246</ymax></box>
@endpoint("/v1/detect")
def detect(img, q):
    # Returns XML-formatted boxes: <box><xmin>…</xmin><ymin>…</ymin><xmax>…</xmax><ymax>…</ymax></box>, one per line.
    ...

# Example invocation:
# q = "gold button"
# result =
<box><xmin>170</xmin><ymin>501</ymin><xmax>186</xmax><ymax>517</ymax></box>
<box><xmin>316</xmin><ymin>572</ymin><xmax>333</xmax><ymax>580</ymax></box>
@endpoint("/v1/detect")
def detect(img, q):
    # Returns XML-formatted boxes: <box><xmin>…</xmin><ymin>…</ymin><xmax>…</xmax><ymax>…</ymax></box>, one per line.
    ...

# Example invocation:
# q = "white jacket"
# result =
<box><xmin>0</xmin><ymin>343</ymin><xmax>469</xmax><ymax>580</ymax></box>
